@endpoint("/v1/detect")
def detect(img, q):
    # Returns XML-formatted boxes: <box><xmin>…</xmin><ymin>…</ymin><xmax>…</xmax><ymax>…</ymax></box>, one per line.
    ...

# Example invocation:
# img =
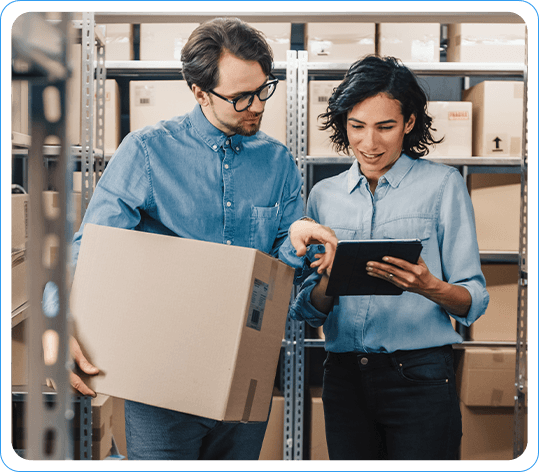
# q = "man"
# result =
<box><xmin>68</xmin><ymin>17</ymin><xmax>336</xmax><ymax>460</ymax></box>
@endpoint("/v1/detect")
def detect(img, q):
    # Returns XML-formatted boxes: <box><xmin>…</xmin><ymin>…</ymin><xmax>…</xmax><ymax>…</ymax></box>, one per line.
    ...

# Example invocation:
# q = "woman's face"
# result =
<box><xmin>346</xmin><ymin>92</ymin><xmax>415</xmax><ymax>183</ymax></box>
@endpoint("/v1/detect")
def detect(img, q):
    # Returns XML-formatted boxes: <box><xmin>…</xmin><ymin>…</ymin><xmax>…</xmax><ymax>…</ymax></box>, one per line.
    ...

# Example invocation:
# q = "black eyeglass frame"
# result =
<box><xmin>207</xmin><ymin>74</ymin><xmax>279</xmax><ymax>112</ymax></box>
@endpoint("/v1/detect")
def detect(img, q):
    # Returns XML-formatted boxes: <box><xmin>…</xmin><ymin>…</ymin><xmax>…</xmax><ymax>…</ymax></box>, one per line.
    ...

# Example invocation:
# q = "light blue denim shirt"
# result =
<box><xmin>72</xmin><ymin>104</ymin><xmax>304</xmax><ymax>264</ymax></box>
<box><xmin>279</xmin><ymin>154</ymin><xmax>489</xmax><ymax>353</ymax></box>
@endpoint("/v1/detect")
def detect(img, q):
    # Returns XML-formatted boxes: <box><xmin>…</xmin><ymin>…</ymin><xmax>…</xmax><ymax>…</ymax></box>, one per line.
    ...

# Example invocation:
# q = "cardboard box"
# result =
<box><xmin>447</xmin><ymin>23</ymin><xmax>526</xmax><ymax>63</ymax></box>
<box><xmin>306</xmin><ymin>23</ymin><xmax>375</xmax><ymax>63</ymax></box>
<box><xmin>310</xmin><ymin>387</ymin><xmax>329</xmax><ymax>460</ymax></box>
<box><xmin>12</xmin><ymin>80</ymin><xmax>29</xmax><ymax>135</ymax></box>
<box><xmin>456</xmin><ymin>347</ymin><xmax>523</xmax><ymax>460</ymax></box>
<box><xmin>140</xmin><ymin>23</ymin><xmax>199</xmax><ymax>61</ymax></box>
<box><xmin>11</xmin><ymin>250</ymin><xmax>27</xmax><ymax>312</ymax></box>
<box><xmin>104</xmin><ymin>24</ymin><xmax>134</xmax><ymax>61</ymax></box>
<box><xmin>427</xmin><ymin>101</ymin><xmax>472</xmax><ymax>157</ymax></box>
<box><xmin>12</xmin><ymin>193</ymin><xmax>29</xmax><ymax>250</ymax></box>
<box><xmin>469</xmin><ymin>173</ymin><xmax>521</xmax><ymax>251</ymax></box>
<box><xmin>70</xmin><ymin>224</ymin><xmax>294</xmax><ymax>422</ymax></box>
<box><xmin>111</xmin><ymin>397</ymin><xmax>127</xmax><ymax>458</ymax></box>
<box><xmin>308</xmin><ymin>80</ymin><xmax>344</xmax><ymax>157</ymax></box>
<box><xmin>260</xmin><ymin>81</ymin><xmax>287</xmax><ymax>144</ymax></box>
<box><xmin>378</xmin><ymin>23</ymin><xmax>440</xmax><ymax>62</ymax></box>
<box><xmin>469</xmin><ymin>264</ymin><xmax>519</xmax><ymax>342</ymax></box>
<box><xmin>129</xmin><ymin>80</ymin><xmax>197</xmax><ymax>131</ymax></box>
<box><xmin>462</xmin><ymin>81</ymin><xmax>524</xmax><ymax>157</ymax></box>
<box><xmin>250</xmin><ymin>23</ymin><xmax>291</xmax><ymax>63</ymax></box>
<box><xmin>259</xmin><ymin>389</ymin><xmax>285</xmax><ymax>460</ymax></box>
<box><xmin>12</xmin><ymin>320</ymin><xmax>27</xmax><ymax>386</ymax></box>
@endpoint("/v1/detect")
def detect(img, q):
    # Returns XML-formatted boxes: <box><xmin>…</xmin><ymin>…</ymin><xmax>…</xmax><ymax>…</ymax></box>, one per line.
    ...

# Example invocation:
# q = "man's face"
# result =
<box><xmin>199</xmin><ymin>52</ymin><xmax>268</xmax><ymax>136</ymax></box>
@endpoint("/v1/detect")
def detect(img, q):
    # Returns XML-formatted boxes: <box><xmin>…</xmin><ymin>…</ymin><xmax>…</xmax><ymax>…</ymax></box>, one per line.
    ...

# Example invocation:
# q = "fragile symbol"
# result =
<box><xmin>492</xmin><ymin>137</ymin><xmax>503</xmax><ymax>152</ymax></box>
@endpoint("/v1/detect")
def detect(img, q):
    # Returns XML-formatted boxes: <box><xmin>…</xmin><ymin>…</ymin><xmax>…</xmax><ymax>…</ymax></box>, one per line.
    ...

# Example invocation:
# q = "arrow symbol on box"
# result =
<box><xmin>493</xmin><ymin>137</ymin><xmax>502</xmax><ymax>149</ymax></box>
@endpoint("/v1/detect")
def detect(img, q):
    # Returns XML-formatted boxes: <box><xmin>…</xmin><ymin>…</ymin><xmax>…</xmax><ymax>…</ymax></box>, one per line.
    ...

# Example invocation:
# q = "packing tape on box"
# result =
<box><xmin>267</xmin><ymin>259</ymin><xmax>279</xmax><ymax>301</ymax></box>
<box><xmin>241</xmin><ymin>379</ymin><xmax>258</xmax><ymax>423</ymax></box>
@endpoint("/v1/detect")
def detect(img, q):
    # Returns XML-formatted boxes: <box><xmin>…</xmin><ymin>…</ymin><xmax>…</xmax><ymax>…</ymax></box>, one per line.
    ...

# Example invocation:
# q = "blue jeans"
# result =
<box><xmin>124</xmin><ymin>400</ymin><xmax>269</xmax><ymax>460</ymax></box>
<box><xmin>322</xmin><ymin>345</ymin><xmax>462</xmax><ymax>460</ymax></box>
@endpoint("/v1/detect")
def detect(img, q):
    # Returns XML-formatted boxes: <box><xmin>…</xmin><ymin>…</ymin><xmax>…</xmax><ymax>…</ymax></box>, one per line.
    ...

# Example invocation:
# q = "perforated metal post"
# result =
<box><xmin>80</xmin><ymin>13</ymin><xmax>95</xmax><ymax>217</ymax></box>
<box><xmin>513</xmin><ymin>28</ymin><xmax>528</xmax><ymax>458</ymax></box>
<box><xmin>94</xmin><ymin>34</ymin><xmax>106</xmax><ymax>184</ymax></box>
<box><xmin>25</xmin><ymin>13</ymin><xmax>73</xmax><ymax>460</ymax></box>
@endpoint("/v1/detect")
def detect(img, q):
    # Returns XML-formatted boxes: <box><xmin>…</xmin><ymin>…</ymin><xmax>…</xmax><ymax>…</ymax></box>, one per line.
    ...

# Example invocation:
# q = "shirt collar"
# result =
<box><xmin>188</xmin><ymin>105</ymin><xmax>244</xmax><ymax>153</ymax></box>
<box><xmin>346</xmin><ymin>153</ymin><xmax>417</xmax><ymax>193</ymax></box>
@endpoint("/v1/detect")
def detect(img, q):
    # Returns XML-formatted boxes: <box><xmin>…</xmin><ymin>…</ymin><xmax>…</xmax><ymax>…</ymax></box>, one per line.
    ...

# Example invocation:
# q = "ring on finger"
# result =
<box><xmin>388</xmin><ymin>273</ymin><xmax>394</xmax><ymax>279</ymax></box>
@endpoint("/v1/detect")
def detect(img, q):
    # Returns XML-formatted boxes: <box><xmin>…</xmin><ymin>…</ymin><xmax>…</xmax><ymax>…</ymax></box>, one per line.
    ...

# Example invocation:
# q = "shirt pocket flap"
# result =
<box><xmin>381</xmin><ymin>217</ymin><xmax>433</xmax><ymax>242</ymax></box>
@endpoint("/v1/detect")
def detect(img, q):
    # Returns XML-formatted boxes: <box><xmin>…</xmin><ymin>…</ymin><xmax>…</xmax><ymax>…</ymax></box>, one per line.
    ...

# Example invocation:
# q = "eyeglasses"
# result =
<box><xmin>208</xmin><ymin>74</ymin><xmax>278</xmax><ymax>112</ymax></box>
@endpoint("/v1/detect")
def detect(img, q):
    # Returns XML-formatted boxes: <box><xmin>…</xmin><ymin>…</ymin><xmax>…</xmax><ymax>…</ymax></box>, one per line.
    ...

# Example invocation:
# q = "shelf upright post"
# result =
<box><xmin>24</xmin><ymin>12</ymin><xmax>73</xmax><ymax>460</ymax></box>
<box><xmin>513</xmin><ymin>29</ymin><xmax>528</xmax><ymax>459</ymax></box>
<box><xmin>282</xmin><ymin>49</ymin><xmax>299</xmax><ymax>461</ymax></box>
<box><xmin>80</xmin><ymin>13</ymin><xmax>96</xmax><ymax>218</ymax></box>
<box><xmin>94</xmin><ymin>29</ymin><xmax>106</xmax><ymax>185</ymax></box>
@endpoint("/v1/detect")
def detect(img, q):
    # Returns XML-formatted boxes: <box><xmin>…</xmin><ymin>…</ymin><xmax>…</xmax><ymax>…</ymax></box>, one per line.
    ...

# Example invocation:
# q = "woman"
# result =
<box><xmin>280</xmin><ymin>55</ymin><xmax>489</xmax><ymax>460</ymax></box>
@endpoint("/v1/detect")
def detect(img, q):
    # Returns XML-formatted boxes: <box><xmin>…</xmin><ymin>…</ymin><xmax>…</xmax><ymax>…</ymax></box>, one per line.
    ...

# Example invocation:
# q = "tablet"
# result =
<box><xmin>325</xmin><ymin>239</ymin><xmax>423</xmax><ymax>296</ymax></box>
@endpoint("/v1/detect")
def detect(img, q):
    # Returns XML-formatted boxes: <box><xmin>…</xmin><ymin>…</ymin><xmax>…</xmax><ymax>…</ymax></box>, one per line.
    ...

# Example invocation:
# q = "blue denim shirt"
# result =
<box><xmin>279</xmin><ymin>154</ymin><xmax>489</xmax><ymax>353</ymax></box>
<box><xmin>72</xmin><ymin>105</ymin><xmax>304</xmax><ymax>264</ymax></box>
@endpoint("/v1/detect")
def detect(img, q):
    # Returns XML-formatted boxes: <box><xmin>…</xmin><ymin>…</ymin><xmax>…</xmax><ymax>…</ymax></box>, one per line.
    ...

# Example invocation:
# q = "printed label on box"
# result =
<box><xmin>246</xmin><ymin>278</ymin><xmax>268</xmax><ymax>331</ymax></box>
<box><xmin>134</xmin><ymin>84</ymin><xmax>155</xmax><ymax>107</ymax></box>
<box><xmin>449</xmin><ymin>110</ymin><xmax>470</xmax><ymax>121</ymax></box>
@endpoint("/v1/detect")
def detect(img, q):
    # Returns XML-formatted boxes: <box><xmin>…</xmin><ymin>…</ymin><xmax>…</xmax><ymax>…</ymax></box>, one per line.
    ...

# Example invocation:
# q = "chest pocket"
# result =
<box><xmin>379</xmin><ymin>216</ymin><xmax>434</xmax><ymax>242</ymax></box>
<box><xmin>249</xmin><ymin>204</ymin><xmax>280</xmax><ymax>253</ymax></box>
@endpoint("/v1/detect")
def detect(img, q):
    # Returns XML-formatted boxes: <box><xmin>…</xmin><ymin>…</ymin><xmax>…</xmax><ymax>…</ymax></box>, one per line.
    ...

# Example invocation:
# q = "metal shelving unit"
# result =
<box><xmin>13</xmin><ymin>11</ymin><xmax>527</xmax><ymax>461</ymax></box>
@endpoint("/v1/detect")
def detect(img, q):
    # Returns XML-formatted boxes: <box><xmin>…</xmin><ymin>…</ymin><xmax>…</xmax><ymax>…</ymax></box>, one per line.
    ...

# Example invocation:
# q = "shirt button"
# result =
<box><xmin>224</xmin><ymin>164</ymin><xmax>229</xmax><ymax>169</ymax></box>
<box><xmin>226</xmin><ymin>240</ymin><xmax>232</xmax><ymax>245</ymax></box>
<box><xmin>212</xmin><ymin>144</ymin><xmax>217</xmax><ymax>150</ymax></box>
<box><xmin>226</xmin><ymin>139</ymin><xmax>231</xmax><ymax>145</ymax></box>
<box><xmin>360</xmin><ymin>357</ymin><xmax>368</xmax><ymax>365</ymax></box>
<box><xmin>235</xmin><ymin>147</ymin><xmax>240</xmax><ymax>151</ymax></box>
<box><xmin>226</xmin><ymin>201</ymin><xmax>232</xmax><ymax>207</ymax></box>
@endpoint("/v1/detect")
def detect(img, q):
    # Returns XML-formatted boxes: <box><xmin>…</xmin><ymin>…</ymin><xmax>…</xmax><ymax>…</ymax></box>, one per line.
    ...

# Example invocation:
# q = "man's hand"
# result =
<box><xmin>70</xmin><ymin>337</ymin><xmax>99</xmax><ymax>396</ymax></box>
<box><xmin>289</xmin><ymin>219</ymin><xmax>338</xmax><ymax>274</ymax></box>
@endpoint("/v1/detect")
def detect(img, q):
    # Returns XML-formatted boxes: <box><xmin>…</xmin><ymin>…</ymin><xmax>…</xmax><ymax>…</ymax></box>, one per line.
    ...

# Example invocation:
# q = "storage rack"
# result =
<box><xmin>12</xmin><ymin>11</ymin><xmax>528</xmax><ymax>461</ymax></box>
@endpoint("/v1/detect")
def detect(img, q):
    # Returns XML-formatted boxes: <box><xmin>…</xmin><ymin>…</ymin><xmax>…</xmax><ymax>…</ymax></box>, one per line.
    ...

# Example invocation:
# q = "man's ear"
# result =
<box><xmin>192</xmin><ymin>84</ymin><xmax>210</xmax><ymax>107</ymax></box>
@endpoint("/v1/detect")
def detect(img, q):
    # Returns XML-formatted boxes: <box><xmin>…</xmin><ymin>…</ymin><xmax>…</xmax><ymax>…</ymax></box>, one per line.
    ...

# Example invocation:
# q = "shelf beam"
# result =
<box><xmin>94</xmin><ymin>12</ymin><xmax>524</xmax><ymax>24</ymax></box>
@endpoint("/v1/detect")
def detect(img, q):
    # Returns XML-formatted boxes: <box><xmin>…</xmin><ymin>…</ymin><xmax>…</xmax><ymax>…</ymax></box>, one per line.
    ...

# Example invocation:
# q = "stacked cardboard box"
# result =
<box><xmin>463</xmin><ymin>81</ymin><xmax>524</xmax><ymax>158</ymax></box>
<box><xmin>259</xmin><ymin>389</ymin><xmax>285</xmax><ymax>459</ymax></box>
<box><xmin>456</xmin><ymin>348</ymin><xmax>524</xmax><ymax>459</ymax></box>
<box><xmin>447</xmin><ymin>23</ymin><xmax>526</xmax><ymax>63</ymax></box>
<box><xmin>427</xmin><ymin>101</ymin><xmax>472</xmax><ymax>157</ymax></box>
<box><xmin>12</xmin><ymin>193</ymin><xmax>29</xmax><ymax>312</ymax></box>
<box><xmin>250</xmin><ymin>23</ymin><xmax>291</xmax><ymax>63</ymax></box>
<box><xmin>378</xmin><ymin>24</ymin><xmax>440</xmax><ymax>62</ymax></box>
<box><xmin>305</xmin><ymin>23</ymin><xmax>375</xmax><ymax>63</ymax></box>
<box><xmin>104</xmin><ymin>24</ymin><xmax>134</xmax><ymax>61</ymax></box>
<box><xmin>309</xmin><ymin>387</ymin><xmax>329</xmax><ymax>460</ymax></box>
<box><xmin>140</xmin><ymin>23</ymin><xmax>199</xmax><ymax>61</ymax></box>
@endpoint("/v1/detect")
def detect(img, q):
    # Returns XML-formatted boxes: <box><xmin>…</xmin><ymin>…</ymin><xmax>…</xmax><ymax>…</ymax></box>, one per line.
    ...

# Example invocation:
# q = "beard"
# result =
<box><xmin>208</xmin><ymin>97</ymin><xmax>263</xmax><ymax>136</ymax></box>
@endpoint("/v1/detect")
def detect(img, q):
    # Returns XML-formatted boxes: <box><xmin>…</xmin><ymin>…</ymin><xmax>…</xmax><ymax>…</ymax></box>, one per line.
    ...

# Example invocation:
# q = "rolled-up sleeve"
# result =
<box><xmin>438</xmin><ymin>170</ymin><xmax>490</xmax><ymax>325</ymax></box>
<box><xmin>288</xmin><ymin>270</ymin><xmax>329</xmax><ymax>327</ymax></box>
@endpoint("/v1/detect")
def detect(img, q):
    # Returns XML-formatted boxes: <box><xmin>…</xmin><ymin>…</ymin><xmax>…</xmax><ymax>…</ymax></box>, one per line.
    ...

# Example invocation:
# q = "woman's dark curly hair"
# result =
<box><xmin>319</xmin><ymin>55</ymin><xmax>442</xmax><ymax>158</ymax></box>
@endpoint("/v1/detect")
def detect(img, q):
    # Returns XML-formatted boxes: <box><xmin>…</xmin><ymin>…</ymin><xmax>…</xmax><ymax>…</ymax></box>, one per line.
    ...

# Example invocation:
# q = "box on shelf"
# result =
<box><xmin>378</xmin><ymin>23</ymin><xmax>440</xmax><ymax>62</ymax></box>
<box><xmin>260</xmin><ymin>81</ymin><xmax>287</xmax><ymax>144</ymax></box>
<box><xmin>469</xmin><ymin>173</ymin><xmax>521</xmax><ymax>252</ymax></box>
<box><xmin>46</xmin><ymin>45</ymin><xmax>121</xmax><ymax>155</ymax></box>
<box><xmin>12</xmin><ymin>193</ymin><xmax>29</xmax><ymax>251</ymax></box>
<box><xmin>11</xmin><ymin>250</ymin><xmax>27</xmax><ymax>312</ymax></box>
<box><xmin>310</xmin><ymin>387</ymin><xmax>329</xmax><ymax>460</ymax></box>
<box><xmin>447</xmin><ymin>23</ymin><xmax>526</xmax><ymax>63</ymax></box>
<box><xmin>12</xmin><ymin>79</ymin><xmax>29</xmax><ymax>135</ymax></box>
<box><xmin>427</xmin><ymin>101</ymin><xmax>472</xmax><ymax>157</ymax></box>
<box><xmin>469</xmin><ymin>264</ymin><xmax>519</xmax><ymax>342</ymax></box>
<box><xmin>456</xmin><ymin>347</ymin><xmax>524</xmax><ymax>459</ymax></box>
<box><xmin>462</xmin><ymin>80</ymin><xmax>524</xmax><ymax>157</ymax></box>
<box><xmin>250</xmin><ymin>23</ymin><xmax>291</xmax><ymax>62</ymax></box>
<box><xmin>70</xmin><ymin>223</ymin><xmax>294</xmax><ymax>422</ymax></box>
<box><xmin>12</xmin><ymin>319</ymin><xmax>27</xmax><ymax>386</ymax></box>
<box><xmin>259</xmin><ymin>388</ymin><xmax>285</xmax><ymax>460</ymax></box>
<box><xmin>308</xmin><ymin>80</ymin><xmax>344</xmax><ymax>157</ymax></box>
<box><xmin>305</xmin><ymin>23</ymin><xmax>375</xmax><ymax>63</ymax></box>
<box><xmin>103</xmin><ymin>24</ymin><xmax>134</xmax><ymax>61</ymax></box>
<box><xmin>129</xmin><ymin>80</ymin><xmax>197</xmax><ymax>131</ymax></box>
<box><xmin>140</xmin><ymin>23</ymin><xmax>199</xmax><ymax>61</ymax></box>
